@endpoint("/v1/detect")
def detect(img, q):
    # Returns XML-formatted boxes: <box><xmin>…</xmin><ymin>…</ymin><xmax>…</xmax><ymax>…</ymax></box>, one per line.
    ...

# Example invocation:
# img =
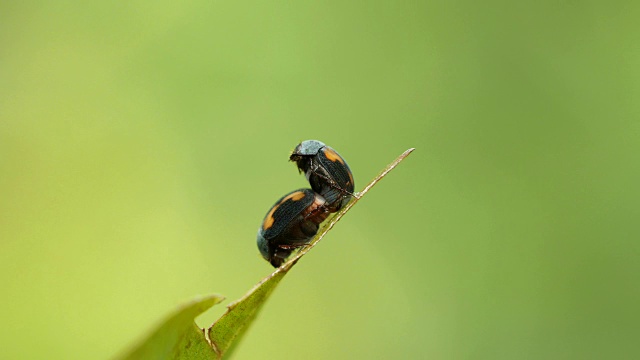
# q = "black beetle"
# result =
<box><xmin>290</xmin><ymin>140</ymin><xmax>355</xmax><ymax>212</ymax></box>
<box><xmin>257</xmin><ymin>188</ymin><xmax>330</xmax><ymax>267</ymax></box>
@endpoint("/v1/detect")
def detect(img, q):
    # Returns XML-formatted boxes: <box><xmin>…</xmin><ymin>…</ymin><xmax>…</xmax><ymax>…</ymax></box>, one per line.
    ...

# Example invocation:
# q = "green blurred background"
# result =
<box><xmin>2</xmin><ymin>1</ymin><xmax>639</xmax><ymax>359</ymax></box>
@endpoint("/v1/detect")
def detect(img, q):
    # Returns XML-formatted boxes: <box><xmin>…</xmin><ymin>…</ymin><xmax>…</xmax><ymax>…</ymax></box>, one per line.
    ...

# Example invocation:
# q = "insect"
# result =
<box><xmin>257</xmin><ymin>188</ymin><xmax>330</xmax><ymax>267</ymax></box>
<box><xmin>290</xmin><ymin>140</ymin><xmax>355</xmax><ymax>212</ymax></box>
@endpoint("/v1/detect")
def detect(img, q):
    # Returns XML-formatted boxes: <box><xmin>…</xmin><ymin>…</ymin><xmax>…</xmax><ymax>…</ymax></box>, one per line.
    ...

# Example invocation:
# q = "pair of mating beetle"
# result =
<box><xmin>257</xmin><ymin>140</ymin><xmax>355</xmax><ymax>267</ymax></box>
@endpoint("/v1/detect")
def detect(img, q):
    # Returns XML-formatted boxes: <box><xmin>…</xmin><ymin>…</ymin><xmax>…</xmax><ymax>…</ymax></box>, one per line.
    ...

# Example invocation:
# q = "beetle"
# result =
<box><xmin>290</xmin><ymin>140</ymin><xmax>355</xmax><ymax>212</ymax></box>
<box><xmin>257</xmin><ymin>188</ymin><xmax>330</xmax><ymax>267</ymax></box>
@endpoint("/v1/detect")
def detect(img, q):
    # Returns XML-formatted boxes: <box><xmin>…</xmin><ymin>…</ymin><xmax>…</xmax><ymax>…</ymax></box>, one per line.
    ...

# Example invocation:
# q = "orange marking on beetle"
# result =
<box><xmin>263</xmin><ymin>210</ymin><xmax>276</xmax><ymax>230</ymax></box>
<box><xmin>286</xmin><ymin>191</ymin><xmax>306</xmax><ymax>201</ymax></box>
<box><xmin>262</xmin><ymin>191</ymin><xmax>306</xmax><ymax>230</ymax></box>
<box><xmin>323</xmin><ymin>148</ymin><xmax>345</xmax><ymax>165</ymax></box>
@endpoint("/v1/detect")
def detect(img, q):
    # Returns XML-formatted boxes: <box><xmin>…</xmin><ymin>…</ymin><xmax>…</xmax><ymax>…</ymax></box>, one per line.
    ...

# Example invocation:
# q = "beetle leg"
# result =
<box><xmin>303</xmin><ymin>203</ymin><xmax>328</xmax><ymax>218</ymax></box>
<box><xmin>308</xmin><ymin>165</ymin><xmax>356</xmax><ymax>198</ymax></box>
<box><xmin>278</xmin><ymin>243</ymin><xmax>306</xmax><ymax>250</ymax></box>
<box><xmin>271</xmin><ymin>247</ymin><xmax>293</xmax><ymax>267</ymax></box>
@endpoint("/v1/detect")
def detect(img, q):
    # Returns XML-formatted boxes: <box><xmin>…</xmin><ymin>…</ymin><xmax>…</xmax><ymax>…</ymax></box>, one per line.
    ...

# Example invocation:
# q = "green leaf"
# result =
<box><xmin>208</xmin><ymin>148</ymin><xmax>415</xmax><ymax>359</ymax></box>
<box><xmin>208</xmin><ymin>268</ymin><xmax>287</xmax><ymax>358</ymax></box>
<box><xmin>116</xmin><ymin>294</ymin><xmax>224</xmax><ymax>360</ymax></box>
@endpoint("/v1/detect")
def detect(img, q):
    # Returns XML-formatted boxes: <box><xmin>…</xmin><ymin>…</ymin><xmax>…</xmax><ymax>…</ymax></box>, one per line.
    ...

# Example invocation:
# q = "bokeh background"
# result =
<box><xmin>2</xmin><ymin>1</ymin><xmax>639</xmax><ymax>359</ymax></box>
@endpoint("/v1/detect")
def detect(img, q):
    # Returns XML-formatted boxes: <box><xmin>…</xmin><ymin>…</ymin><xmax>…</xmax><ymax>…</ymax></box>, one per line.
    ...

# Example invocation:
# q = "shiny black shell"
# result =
<box><xmin>290</xmin><ymin>140</ymin><xmax>355</xmax><ymax>212</ymax></box>
<box><xmin>257</xmin><ymin>188</ymin><xmax>329</xmax><ymax>267</ymax></box>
